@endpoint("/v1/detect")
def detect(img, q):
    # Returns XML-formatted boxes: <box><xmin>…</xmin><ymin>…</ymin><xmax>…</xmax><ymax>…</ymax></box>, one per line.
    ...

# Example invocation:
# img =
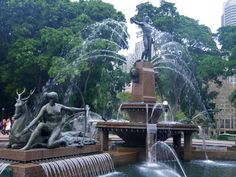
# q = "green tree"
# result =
<box><xmin>0</xmin><ymin>0</ymin><xmax>129</xmax><ymax>117</ymax></box>
<box><xmin>134</xmin><ymin>1</ymin><xmax>226</xmax><ymax>119</ymax></box>
<box><xmin>217</xmin><ymin>26</ymin><xmax>236</xmax><ymax>75</ymax></box>
<box><xmin>217</xmin><ymin>26</ymin><xmax>236</xmax><ymax>51</ymax></box>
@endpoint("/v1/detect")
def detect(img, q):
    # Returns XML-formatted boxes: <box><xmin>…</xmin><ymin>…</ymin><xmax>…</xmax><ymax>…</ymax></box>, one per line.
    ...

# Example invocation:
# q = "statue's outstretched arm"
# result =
<box><xmin>130</xmin><ymin>17</ymin><xmax>143</xmax><ymax>26</ymax></box>
<box><xmin>61</xmin><ymin>105</ymin><xmax>86</xmax><ymax>113</ymax></box>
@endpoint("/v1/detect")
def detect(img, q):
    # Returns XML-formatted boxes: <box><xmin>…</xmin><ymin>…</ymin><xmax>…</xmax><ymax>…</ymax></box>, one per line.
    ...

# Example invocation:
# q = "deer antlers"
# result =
<box><xmin>16</xmin><ymin>88</ymin><xmax>35</xmax><ymax>101</ymax></box>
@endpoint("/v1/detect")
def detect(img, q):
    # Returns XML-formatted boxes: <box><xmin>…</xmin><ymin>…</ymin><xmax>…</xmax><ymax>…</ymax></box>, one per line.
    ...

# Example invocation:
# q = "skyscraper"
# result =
<box><xmin>222</xmin><ymin>0</ymin><xmax>236</xmax><ymax>26</ymax></box>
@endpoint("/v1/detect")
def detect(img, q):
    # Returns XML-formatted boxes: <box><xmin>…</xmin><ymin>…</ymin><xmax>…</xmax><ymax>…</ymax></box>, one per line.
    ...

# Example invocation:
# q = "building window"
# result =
<box><xmin>226</xmin><ymin>119</ymin><xmax>230</xmax><ymax>128</ymax></box>
<box><xmin>220</xmin><ymin>119</ymin><xmax>224</xmax><ymax>128</ymax></box>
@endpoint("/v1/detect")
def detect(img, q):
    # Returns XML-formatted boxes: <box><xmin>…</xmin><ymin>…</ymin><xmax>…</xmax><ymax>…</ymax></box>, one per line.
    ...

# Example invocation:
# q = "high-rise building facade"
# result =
<box><xmin>212</xmin><ymin>0</ymin><xmax>236</xmax><ymax>133</ymax></box>
<box><xmin>210</xmin><ymin>77</ymin><xmax>236</xmax><ymax>133</ymax></box>
<box><xmin>222</xmin><ymin>0</ymin><xmax>236</xmax><ymax>26</ymax></box>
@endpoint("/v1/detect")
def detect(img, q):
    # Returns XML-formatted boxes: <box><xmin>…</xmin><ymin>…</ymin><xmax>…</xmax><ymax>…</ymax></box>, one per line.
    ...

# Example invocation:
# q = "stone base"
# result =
<box><xmin>191</xmin><ymin>149</ymin><xmax>236</xmax><ymax>161</ymax></box>
<box><xmin>131</xmin><ymin>61</ymin><xmax>156</xmax><ymax>103</ymax></box>
<box><xmin>0</xmin><ymin>144</ymin><xmax>101</xmax><ymax>162</ymax></box>
<box><xmin>0</xmin><ymin>145</ymin><xmax>101</xmax><ymax>177</ymax></box>
<box><xmin>108</xmin><ymin>147</ymin><xmax>145</xmax><ymax>166</ymax></box>
<box><xmin>108</xmin><ymin>147</ymin><xmax>236</xmax><ymax>167</ymax></box>
<box><xmin>11</xmin><ymin>163</ymin><xmax>44</xmax><ymax>177</ymax></box>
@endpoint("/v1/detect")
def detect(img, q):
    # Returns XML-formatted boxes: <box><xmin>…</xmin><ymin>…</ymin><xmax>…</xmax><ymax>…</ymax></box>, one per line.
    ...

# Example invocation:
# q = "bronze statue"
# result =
<box><xmin>7</xmin><ymin>89</ymin><xmax>34</xmax><ymax>149</ymax></box>
<box><xmin>18</xmin><ymin>91</ymin><xmax>87</xmax><ymax>150</ymax></box>
<box><xmin>130</xmin><ymin>16</ymin><xmax>153</xmax><ymax>61</ymax></box>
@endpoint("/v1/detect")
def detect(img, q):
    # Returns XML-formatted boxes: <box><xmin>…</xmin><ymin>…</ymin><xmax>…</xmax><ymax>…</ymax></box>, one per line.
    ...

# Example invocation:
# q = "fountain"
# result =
<box><xmin>1</xmin><ymin>7</ymin><xmax>236</xmax><ymax>177</ymax></box>
<box><xmin>96</xmin><ymin>16</ymin><xmax>199</xmax><ymax>163</ymax></box>
<box><xmin>96</xmin><ymin>58</ymin><xmax>198</xmax><ymax>161</ymax></box>
<box><xmin>86</xmin><ymin>13</ymin><xmax>236</xmax><ymax>177</ymax></box>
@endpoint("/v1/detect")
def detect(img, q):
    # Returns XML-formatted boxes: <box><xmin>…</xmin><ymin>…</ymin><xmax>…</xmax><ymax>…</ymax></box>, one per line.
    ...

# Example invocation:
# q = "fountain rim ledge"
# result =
<box><xmin>0</xmin><ymin>144</ymin><xmax>101</xmax><ymax>162</ymax></box>
<box><xmin>96</xmin><ymin>121</ymin><xmax>199</xmax><ymax>131</ymax></box>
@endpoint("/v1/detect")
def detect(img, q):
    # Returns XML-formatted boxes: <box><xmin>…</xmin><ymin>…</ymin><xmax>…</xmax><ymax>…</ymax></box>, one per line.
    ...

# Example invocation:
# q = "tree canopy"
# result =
<box><xmin>0</xmin><ymin>0</ymin><xmax>129</xmax><ymax>117</ymax></box>
<box><xmin>217</xmin><ymin>26</ymin><xmax>236</xmax><ymax>104</ymax></box>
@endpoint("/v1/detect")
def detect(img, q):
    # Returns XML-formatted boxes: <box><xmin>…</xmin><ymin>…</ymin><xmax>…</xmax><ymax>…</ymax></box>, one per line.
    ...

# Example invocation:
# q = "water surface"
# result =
<box><xmin>101</xmin><ymin>160</ymin><xmax>236</xmax><ymax>177</ymax></box>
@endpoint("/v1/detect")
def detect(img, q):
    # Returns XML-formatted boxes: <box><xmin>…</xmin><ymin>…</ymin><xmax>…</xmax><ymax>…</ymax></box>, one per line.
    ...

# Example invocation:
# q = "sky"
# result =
<box><xmin>103</xmin><ymin>0</ymin><xmax>228</xmax><ymax>32</ymax></box>
<box><xmin>102</xmin><ymin>0</ymin><xmax>228</xmax><ymax>53</ymax></box>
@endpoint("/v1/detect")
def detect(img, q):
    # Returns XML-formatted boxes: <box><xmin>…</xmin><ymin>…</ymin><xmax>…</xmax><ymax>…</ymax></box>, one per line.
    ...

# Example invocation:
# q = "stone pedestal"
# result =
<box><xmin>121</xmin><ymin>61</ymin><xmax>160</xmax><ymax>123</ymax></box>
<box><xmin>131</xmin><ymin>61</ymin><xmax>156</xmax><ymax>103</ymax></box>
<box><xmin>184</xmin><ymin>132</ymin><xmax>192</xmax><ymax>161</ymax></box>
<box><xmin>0</xmin><ymin>145</ymin><xmax>101</xmax><ymax>177</ymax></box>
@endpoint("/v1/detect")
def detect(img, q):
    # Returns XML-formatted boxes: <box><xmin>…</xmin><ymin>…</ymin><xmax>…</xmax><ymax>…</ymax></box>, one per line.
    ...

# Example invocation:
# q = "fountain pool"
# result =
<box><xmin>101</xmin><ymin>160</ymin><xmax>236</xmax><ymax>177</ymax></box>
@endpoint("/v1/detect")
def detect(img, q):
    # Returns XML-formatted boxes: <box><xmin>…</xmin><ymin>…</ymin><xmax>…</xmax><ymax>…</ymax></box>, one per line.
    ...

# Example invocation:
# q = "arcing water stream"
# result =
<box><xmin>0</xmin><ymin>161</ymin><xmax>10</xmax><ymax>176</ymax></box>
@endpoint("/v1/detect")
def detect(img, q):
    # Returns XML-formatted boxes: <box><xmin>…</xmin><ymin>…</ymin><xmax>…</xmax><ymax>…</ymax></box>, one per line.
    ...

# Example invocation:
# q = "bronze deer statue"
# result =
<box><xmin>7</xmin><ymin>88</ymin><xmax>35</xmax><ymax>149</ymax></box>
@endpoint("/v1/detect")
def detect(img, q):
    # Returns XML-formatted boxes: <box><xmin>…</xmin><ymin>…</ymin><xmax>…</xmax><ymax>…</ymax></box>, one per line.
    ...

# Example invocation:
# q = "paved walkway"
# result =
<box><xmin>193</xmin><ymin>139</ymin><xmax>235</xmax><ymax>147</ymax></box>
<box><xmin>165</xmin><ymin>138</ymin><xmax>235</xmax><ymax>147</ymax></box>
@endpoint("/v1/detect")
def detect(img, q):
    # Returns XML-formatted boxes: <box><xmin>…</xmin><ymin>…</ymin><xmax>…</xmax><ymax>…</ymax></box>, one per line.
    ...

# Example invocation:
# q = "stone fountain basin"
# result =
<box><xmin>120</xmin><ymin>102</ymin><xmax>163</xmax><ymax>123</ymax></box>
<box><xmin>96</xmin><ymin>121</ymin><xmax>198</xmax><ymax>147</ymax></box>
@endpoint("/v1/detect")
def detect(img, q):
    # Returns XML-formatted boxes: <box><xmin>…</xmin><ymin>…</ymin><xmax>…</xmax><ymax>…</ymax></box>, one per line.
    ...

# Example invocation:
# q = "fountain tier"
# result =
<box><xmin>120</xmin><ymin>102</ymin><xmax>163</xmax><ymax>123</ymax></box>
<box><xmin>97</xmin><ymin>121</ymin><xmax>198</xmax><ymax>146</ymax></box>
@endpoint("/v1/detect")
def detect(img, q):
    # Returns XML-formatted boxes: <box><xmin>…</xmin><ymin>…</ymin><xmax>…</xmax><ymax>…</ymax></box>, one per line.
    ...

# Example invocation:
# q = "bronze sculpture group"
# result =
<box><xmin>8</xmin><ymin>89</ymin><xmax>95</xmax><ymax>150</ymax></box>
